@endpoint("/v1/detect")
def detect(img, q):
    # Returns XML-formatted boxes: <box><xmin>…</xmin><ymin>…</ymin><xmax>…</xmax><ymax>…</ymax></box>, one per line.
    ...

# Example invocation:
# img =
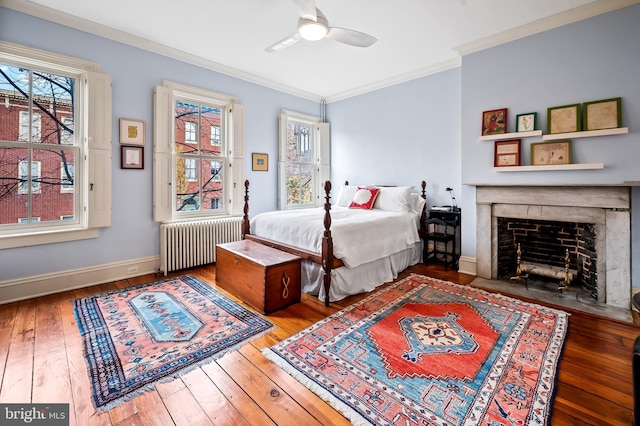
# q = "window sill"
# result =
<box><xmin>0</xmin><ymin>228</ymin><xmax>100</xmax><ymax>249</ymax></box>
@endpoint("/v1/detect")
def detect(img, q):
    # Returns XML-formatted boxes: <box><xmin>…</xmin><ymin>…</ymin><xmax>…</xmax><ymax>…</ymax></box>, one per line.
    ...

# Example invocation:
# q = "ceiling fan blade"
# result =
<box><xmin>326</xmin><ymin>27</ymin><xmax>377</xmax><ymax>47</ymax></box>
<box><xmin>265</xmin><ymin>32</ymin><xmax>302</xmax><ymax>53</ymax></box>
<box><xmin>292</xmin><ymin>0</ymin><xmax>317</xmax><ymax>20</ymax></box>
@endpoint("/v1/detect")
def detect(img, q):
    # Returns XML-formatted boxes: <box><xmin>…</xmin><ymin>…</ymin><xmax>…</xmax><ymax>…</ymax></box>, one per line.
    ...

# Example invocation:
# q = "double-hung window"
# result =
<box><xmin>278</xmin><ymin>109</ymin><xmax>330</xmax><ymax>209</ymax></box>
<box><xmin>0</xmin><ymin>41</ymin><xmax>111</xmax><ymax>248</ymax></box>
<box><xmin>153</xmin><ymin>81</ymin><xmax>244</xmax><ymax>221</ymax></box>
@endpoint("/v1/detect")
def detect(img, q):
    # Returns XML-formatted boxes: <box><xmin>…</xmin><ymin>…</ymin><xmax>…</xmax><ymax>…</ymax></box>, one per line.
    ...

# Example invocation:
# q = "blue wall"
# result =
<box><xmin>459</xmin><ymin>4</ymin><xmax>640</xmax><ymax>282</ymax></box>
<box><xmin>1</xmin><ymin>4</ymin><xmax>639</xmax><ymax>287</ymax></box>
<box><xmin>328</xmin><ymin>68</ymin><xmax>462</xmax><ymax>208</ymax></box>
<box><xmin>0</xmin><ymin>8</ymin><xmax>318</xmax><ymax>281</ymax></box>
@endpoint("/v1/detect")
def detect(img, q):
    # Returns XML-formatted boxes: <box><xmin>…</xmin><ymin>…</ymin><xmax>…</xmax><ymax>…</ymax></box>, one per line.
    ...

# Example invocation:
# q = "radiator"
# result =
<box><xmin>160</xmin><ymin>216</ymin><xmax>243</xmax><ymax>274</ymax></box>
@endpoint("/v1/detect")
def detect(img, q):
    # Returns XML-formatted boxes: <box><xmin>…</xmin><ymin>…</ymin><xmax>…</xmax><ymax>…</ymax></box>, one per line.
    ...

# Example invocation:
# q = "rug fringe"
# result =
<box><xmin>262</xmin><ymin>348</ymin><xmax>372</xmax><ymax>426</ymax></box>
<box><xmin>95</xmin><ymin>324</ymin><xmax>276</xmax><ymax>412</ymax></box>
<box><xmin>263</xmin><ymin>274</ymin><xmax>569</xmax><ymax>425</ymax></box>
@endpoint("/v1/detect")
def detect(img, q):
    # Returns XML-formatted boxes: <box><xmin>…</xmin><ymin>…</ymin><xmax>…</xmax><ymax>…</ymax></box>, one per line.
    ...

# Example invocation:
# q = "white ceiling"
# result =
<box><xmin>4</xmin><ymin>0</ymin><xmax>637</xmax><ymax>101</ymax></box>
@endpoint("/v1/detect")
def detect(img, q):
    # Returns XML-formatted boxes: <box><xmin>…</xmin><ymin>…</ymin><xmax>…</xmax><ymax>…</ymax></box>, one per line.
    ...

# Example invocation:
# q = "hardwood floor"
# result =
<box><xmin>0</xmin><ymin>263</ymin><xmax>638</xmax><ymax>425</ymax></box>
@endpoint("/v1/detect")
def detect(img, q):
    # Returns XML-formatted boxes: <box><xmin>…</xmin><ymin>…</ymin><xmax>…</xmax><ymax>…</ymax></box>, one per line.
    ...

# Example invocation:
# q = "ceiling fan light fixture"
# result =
<box><xmin>299</xmin><ymin>20</ymin><xmax>328</xmax><ymax>41</ymax></box>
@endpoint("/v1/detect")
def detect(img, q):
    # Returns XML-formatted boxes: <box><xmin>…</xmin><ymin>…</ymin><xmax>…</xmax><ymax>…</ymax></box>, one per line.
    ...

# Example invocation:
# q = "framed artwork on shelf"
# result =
<box><xmin>482</xmin><ymin>108</ymin><xmax>507</xmax><ymax>136</ymax></box>
<box><xmin>119</xmin><ymin>118</ymin><xmax>145</xmax><ymax>145</ymax></box>
<box><xmin>583</xmin><ymin>97</ymin><xmax>621</xmax><ymax>131</ymax></box>
<box><xmin>494</xmin><ymin>139</ymin><xmax>521</xmax><ymax>167</ymax></box>
<box><xmin>530</xmin><ymin>140</ymin><xmax>571</xmax><ymax>165</ymax></box>
<box><xmin>547</xmin><ymin>104</ymin><xmax>581</xmax><ymax>134</ymax></box>
<box><xmin>121</xmin><ymin>145</ymin><xmax>144</xmax><ymax>169</ymax></box>
<box><xmin>252</xmin><ymin>153</ymin><xmax>268</xmax><ymax>171</ymax></box>
<box><xmin>516</xmin><ymin>112</ymin><xmax>537</xmax><ymax>132</ymax></box>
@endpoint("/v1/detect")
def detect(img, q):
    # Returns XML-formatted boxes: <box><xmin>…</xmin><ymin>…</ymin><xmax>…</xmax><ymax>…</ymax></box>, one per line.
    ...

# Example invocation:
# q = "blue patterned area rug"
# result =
<box><xmin>74</xmin><ymin>274</ymin><xmax>274</xmax><ymax>410</ymax></box>
<box><xmin>263</xmin><ymin>274</ymin><xmax>568</xmax><ymax>425</ymax></box>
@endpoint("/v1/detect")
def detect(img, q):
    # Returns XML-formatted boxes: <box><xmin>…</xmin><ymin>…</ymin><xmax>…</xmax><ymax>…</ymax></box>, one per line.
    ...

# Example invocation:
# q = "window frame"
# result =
<box><xmin>153</xmin><ymin>80</ymin><xmax>245</xmax><ymax>223</ymax></box>
<box><xmin>278</xmin><ymin>109</ymin><xmax>330</xmax><ymax>210</ymax></box>
<box><xmin>184</xmin><ymin>121</ymin><xmax>197</xmax><ymax>143</ymax></box>
<box><xmin>60</xmin><ymin>161</ymin><xmax>74</xmax><ymax>193</ymax></box>
<box><xmin>0</xmin><ymin>41</ymin><xmax>112</xmax><ymax>249</ymax></box>
<box><xmin>61</xmin><ymin>116</ymin><xmax>74</xmax><ymax>145</ymax></box>
<box><xmin>210</xmin><ymin>124</ymin><xmax>221</xmax><ymax>146</ymax></box>
<box><xmin>18</xmin><ymin>111</ymin><xmax>41</xmax><ymax>142</ymax></box>
<box><xmin>18</xmin><ymin>160</ymin><xmax>41</xmax><ymax>195</ymax></box>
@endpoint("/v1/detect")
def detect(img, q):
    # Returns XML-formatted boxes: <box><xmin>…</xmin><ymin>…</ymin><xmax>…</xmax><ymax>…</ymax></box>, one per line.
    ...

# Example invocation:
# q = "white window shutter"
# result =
<box><xmin>87</xmin><ymin>71</ymin><xmax>112</xmax><ymax>228</ymax></box>
<box><xmin>231</xmin><ymin>103</ymin><xmax>245</xmax><ymax>216</ymax></box>
<box><xmin>278</xmin><ymin>110</ymin><xmax>288</xmax><ymax>162</ymax></box>
<box><xmin>318</xmin><ymin>122</ymin><xmax>330</xmax><ymax>205</ymax></box>
<box><xmin>277</xmin><ymin>110</ymin><xmax>288</xmax><ymax>209</ymax></box>
<box><xmin>153</xmin><ymin>85</ymin><xmax>173</xmax><ymax>222</ymax></box>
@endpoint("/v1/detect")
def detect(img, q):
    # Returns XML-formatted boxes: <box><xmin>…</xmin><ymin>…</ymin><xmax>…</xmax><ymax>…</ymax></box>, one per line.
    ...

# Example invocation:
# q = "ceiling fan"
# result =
<box><xmin>265</xmin><ymin>0</ymin><xmax>377</xmax><ymax>52</ymax></box>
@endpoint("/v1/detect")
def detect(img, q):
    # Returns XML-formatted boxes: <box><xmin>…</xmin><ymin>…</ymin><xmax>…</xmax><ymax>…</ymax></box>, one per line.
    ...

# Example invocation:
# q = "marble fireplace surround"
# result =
<box><xmin>475</xmin><ymin>186</ymin><xmax>631</xmax><ymax>310</ymax></box>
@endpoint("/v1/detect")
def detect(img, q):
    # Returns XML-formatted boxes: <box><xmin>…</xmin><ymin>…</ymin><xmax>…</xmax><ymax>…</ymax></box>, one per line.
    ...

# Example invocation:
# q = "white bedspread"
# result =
<box><xmin>249</xmin><ymin>206</ymin><xmax>421</xmax><ymax>268</ymax></box>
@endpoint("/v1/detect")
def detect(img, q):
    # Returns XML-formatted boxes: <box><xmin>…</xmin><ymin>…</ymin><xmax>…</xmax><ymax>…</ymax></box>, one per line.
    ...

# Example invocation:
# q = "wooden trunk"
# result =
<box><xmin>216</xmin><ymin>239</ymin><xmax>301</xmax><ymax>314</ymax></box>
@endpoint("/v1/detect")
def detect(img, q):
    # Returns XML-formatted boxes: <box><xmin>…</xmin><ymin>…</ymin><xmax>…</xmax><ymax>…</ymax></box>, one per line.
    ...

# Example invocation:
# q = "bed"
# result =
<box><xmin>241</xmin><ymin>180</ymin><xmax>427</xmax><ymax>305</ymax></box>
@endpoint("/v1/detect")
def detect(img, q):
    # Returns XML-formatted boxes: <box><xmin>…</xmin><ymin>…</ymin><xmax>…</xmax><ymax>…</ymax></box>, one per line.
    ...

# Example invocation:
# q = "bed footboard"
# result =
<box><xmin>242</xmin><ymin>180</ymin><xmax>336</xmax><ymax>306</ymax></box>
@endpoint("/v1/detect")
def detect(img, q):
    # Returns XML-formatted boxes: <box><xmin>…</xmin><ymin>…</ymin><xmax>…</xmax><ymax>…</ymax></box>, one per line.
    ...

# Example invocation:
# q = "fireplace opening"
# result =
<box><xmin>497</xmin><ymin>217</ymin><xmax>598</xmax><ymax>300</ymax></box>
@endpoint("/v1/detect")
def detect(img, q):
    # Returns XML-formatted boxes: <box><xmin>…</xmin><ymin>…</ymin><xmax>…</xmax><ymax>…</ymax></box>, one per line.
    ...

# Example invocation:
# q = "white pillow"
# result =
<box><xmin>373</xmin><ymin>186</ymin><xmax>412</xmax><ymax>212</ymax></box>
<box><xmin>335</xmin><ymin>184</ymin><xmax>358</xmax><ymax>207</ymax></box>
<box><xmin>406</xmin><ymin>193</ymin><xmax>426</xmax><ymax>216</ymax></box>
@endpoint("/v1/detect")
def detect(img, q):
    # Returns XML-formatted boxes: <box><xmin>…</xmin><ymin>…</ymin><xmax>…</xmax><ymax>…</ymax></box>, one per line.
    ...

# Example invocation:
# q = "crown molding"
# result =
<box><xmin>0</xmin><ymin>0</ymin><xmax>324</xmax><ymax>102</ymax></box>
<box><xmin>3</xmin><ymin>0</ymin><xmax>637</xmax><ymax>104</ymax></box>
<box><xmin>454</xmin><ymin>0</ymin><xmax>640</xmax><ymax>56</ymax></box>
<box><xmin>324</xmin><ymin>57</ymin><xmax>462</xmax><ymax>104</ymax></box>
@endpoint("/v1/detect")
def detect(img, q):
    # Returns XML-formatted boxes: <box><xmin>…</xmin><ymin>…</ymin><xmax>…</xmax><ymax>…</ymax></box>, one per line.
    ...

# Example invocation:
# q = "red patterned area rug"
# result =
<box><xmin>74</xmin><ymin>275</ymin><xmax>274</xmax><ymax>410</ymax></box>
<box><xmin>263</xmin><ymin>274</ymin><xmax>568</xmax><ymax>425</ymax></box>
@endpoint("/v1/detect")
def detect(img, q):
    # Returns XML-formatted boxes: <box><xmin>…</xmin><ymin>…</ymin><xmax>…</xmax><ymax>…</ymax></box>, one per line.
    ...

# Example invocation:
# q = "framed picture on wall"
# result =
<box><xmin>494</xmin><ymin>139</ymin><xmax>521</xmax><ymax>167</ymax></box>
<box><xmin>121</xmin><ymin>145</ymin><xmax>144</xmax><ymax>169</ymax></box>
<box><xmin>481</xmin><ymin>108</ymin><xmax>507</xmax><ymax>136</ymax></box>
<box><xmin>515</xmin><ymin>112</ymin><xmax>537</xmax><ymax>132</ymax></box>
<box><xmin>547</xmin><ymin>104</ymin><xmax>581</xmax><ymax>134</ymax></box>
<box><xmin>530</xmin><ymin>140</ymin><xmax>571</xmax><ymax>165</ymax></box>
<box><xmin>252</xmin><ymin>153</ymin><xmax>268</xmax><ymax>171</ymax></box>
<box><xmin>583</xmin><ymin>97</ymin><xmax>621</xmax><ymax>130</ymax></box>
<box><xmin>119</xmin><ymin>118</ymin><xmax>145</xmax><ymax>145</ymax></box>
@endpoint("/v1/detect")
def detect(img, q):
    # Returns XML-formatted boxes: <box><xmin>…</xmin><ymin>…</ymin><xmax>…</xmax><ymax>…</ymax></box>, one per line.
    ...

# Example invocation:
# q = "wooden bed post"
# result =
<box><xmin>242</xmin><ymin>180</ymin><xmax>250</xmax><ymax>238</ymax></box>
<box><xmin>420</xmin><ymin>180</ymin><xmax>427</xmax><ymax>238</ymax></box>
<box><xmin>322</xmin><ymin>180</ymin><xmax>334</xmax><ymax>306</ymax></box>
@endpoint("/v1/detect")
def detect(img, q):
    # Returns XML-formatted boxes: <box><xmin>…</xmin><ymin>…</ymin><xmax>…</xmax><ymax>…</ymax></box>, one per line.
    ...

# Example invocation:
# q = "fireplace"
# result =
<box><xmin>475</xmin><ymin>186</ymin><xmax>631</xmax><ymax>310</ymax></box>
<box><xmin>497</xmin><ymin>217</ymin><xmax>598</xmax><ymax>300</ymax></box>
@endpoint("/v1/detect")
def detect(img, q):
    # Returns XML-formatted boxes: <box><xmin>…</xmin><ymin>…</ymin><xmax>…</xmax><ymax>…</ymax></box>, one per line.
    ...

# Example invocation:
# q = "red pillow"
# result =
<box><xmin>349</xmin><ymin>187</ymin><xmax>380</xmax><ymax>210</ymax></box>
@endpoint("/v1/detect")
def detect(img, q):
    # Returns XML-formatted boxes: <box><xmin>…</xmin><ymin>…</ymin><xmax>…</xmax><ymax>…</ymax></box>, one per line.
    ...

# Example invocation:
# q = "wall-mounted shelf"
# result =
<box><xmin>478</xmin><ymin>130</ymin><xmax>542</xmax><ymax>141</ymax></box>
<box><xmin>494</xmin><ymin>163</ymin><xmax>604</xmax><ymax>172</ymax></box>
<box><xmin>543</xmin><ymin>127</ymin><xmax>628</xmax><ymax>141</ymax></box>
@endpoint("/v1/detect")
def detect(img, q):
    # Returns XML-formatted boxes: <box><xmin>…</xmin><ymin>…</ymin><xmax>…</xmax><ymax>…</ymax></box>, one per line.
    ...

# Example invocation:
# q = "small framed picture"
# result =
<box><xmin>547</xmin><ymin>104</ymin><xmax>581</xmax><ymax>134</ymax></box>
<box><xmin>252</xmin><ymin>153</ymin><xmax>268</xmax><ymax>171</ymax></box>
<box><xmin>494</xmin><ymin>139</ymin><xmax>521</xmax><ymax>167</ymax></box>
<box><xmin>119</xmin><ymin>118</ymin><xmax>145</xmax><ymax>145</ymax></box>
<box><xmin>515</xmin><ymin>112</ymin><xmax>537</xmax><ymax>132</ymax></box>
<box><xmin>583</xmin><ymin>97</ymin><xmax>621</xmax><ymax>131</ymax></box>
<box><xmin>482</xmin><ymin>108</ymin><xmax>507</xmax><ymax>136</ymax></box>
<box><xmin>530</xmin><ymin>140</ymin><xmax>571</xmax><ymax>165</ymax></box>
<box><xmin>121</xmin><ymin>145</ymin><xmax>144</xmax><ymax>169</ymax></box>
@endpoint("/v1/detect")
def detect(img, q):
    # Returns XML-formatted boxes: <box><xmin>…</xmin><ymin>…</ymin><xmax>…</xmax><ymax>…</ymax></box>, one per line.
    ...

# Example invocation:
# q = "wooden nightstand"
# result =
<box><xmin>423</xmin><ymin>208</ymin><xmax>461</xmax><ymax>271</ymax></box>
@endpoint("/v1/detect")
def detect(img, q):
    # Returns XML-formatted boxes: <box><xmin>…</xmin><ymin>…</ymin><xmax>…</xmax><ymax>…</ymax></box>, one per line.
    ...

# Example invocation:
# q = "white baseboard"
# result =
<box><xmin>0</xmin><ymin>254</ymin><xmax>479</xmax><ymax>304</ymax></box>
<box><xmin>0</xmin><ymin>256</ymin><xmax>161</xmax><ymax>304</ymax></box>
<box><xmin>458</xmin><ymin>256</ymin><xmax>477</xmax><ymax>276</ymax></box>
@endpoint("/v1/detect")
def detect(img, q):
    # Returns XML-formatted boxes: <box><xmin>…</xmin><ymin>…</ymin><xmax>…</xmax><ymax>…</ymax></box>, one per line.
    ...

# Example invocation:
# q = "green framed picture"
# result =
<box><xmin>515</xmin><ymin>112</ymin><xmax>537</xmax><ymax>132</ymax></box>
<box><xmin>530</xmin><ymin>140</ymin><xmax>572</xmax><ymax>165</ymax></box>
<box><xmin>583</xmin><ymin>97</ymin><xmax>621</xmax><ymax>131</ymax></box>
<box><xmin>547</xmin><ymin>104</ymin><xmax>581</xmax><ymax>134</ymax></box>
